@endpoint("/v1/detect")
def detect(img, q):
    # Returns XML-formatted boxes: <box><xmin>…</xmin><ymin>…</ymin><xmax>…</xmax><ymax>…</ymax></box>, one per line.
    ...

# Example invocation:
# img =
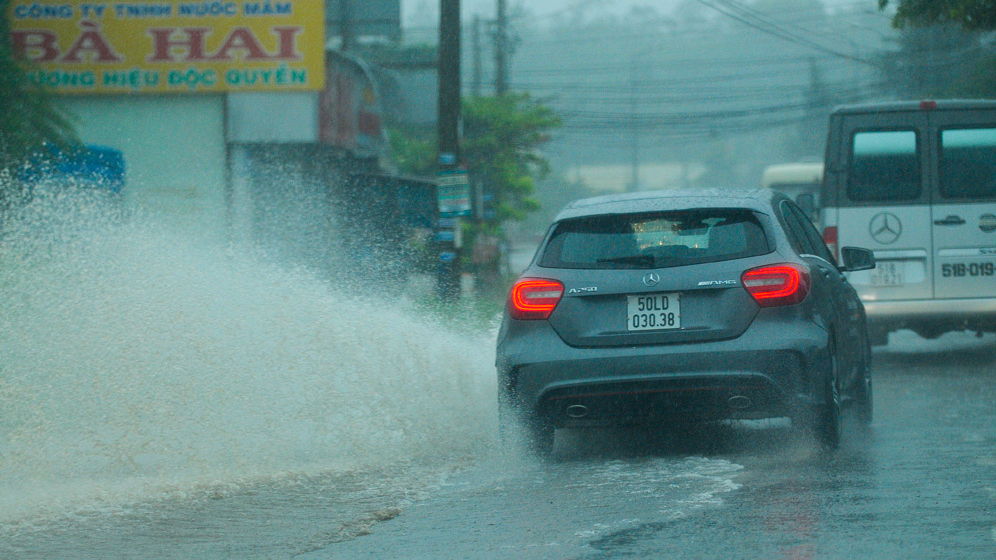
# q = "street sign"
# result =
<box><xmin>437</xmin><ymin>171</ymin><xmax>472</xmax><ymax>217</ymax></box>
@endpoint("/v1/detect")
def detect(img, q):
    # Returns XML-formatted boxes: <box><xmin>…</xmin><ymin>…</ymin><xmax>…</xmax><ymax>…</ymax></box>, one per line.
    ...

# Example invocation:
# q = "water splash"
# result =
<box><xmin>0</xmin><ymin>188</ymin><xmax>498</xmax><ymax>523</ymax></box>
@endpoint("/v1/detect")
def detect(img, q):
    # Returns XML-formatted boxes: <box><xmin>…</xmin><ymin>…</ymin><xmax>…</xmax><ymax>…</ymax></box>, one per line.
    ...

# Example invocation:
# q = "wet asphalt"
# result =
<box><xmin>313</xmin><ymin>330</ymin><xmax>996</xmax><ymax>560</ymax></box>
<box><xmin>3</xmin><ymin>331</ymin><xmax>994</xmax><ymax>560</ymax></box>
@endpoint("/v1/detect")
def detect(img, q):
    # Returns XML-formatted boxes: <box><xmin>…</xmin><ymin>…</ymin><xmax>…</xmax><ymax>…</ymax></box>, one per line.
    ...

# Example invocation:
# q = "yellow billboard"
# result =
<box><xmin>7</xmin><ymin>1</ymin><xmax>326</xmax><ymax>93</ymax></box>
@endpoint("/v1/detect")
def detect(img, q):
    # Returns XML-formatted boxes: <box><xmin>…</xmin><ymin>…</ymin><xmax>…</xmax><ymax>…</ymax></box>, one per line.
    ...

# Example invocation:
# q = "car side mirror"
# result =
<box><xmin>840</xmin><ymin>246</ymin><xmax>875</xmax><ymax>272</ymax></box>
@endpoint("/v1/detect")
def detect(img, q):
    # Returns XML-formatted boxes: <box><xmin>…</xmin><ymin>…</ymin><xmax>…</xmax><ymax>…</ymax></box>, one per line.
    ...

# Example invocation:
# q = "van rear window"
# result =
<box><xmin>539</xmin><ymin>209</ymin><xmax>771</xmax><ymax>270</ymax></box>
<box><xmin>940</xmin><ymin>128</ymin><xmax>996</xmax><ymax>200</ymax></box>
<box><xmin>848</xmin><ymin>130</ymin><xmax>921</xmax><ymax>202</ymax></box>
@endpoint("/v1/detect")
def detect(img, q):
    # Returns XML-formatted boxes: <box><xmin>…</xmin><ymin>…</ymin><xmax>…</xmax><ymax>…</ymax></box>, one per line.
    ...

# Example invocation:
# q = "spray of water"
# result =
<box><xmin>0</xmin><ymin>188</ymin><xmax>499</xmax><ymax>523</ymax></box>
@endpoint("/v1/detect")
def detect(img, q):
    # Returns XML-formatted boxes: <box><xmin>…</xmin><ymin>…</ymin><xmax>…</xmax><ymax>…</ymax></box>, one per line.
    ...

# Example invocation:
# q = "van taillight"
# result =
<box><xmin>508</xmin><ymin>279</ymin><xmax>564</xmax><ymax>320</ymax></box>
<box><xmin>920</xmin><ymin>100</ymin><xmax>937</xmax><ymax>110</ymax></box>
<box><xmin>742</xmin><ymin>264</ymin><xmax>810</xmax><ymax>307</ymax></box>
<box><xmin>822</xmin><ymin>226</ymin><xmax>838</xmax><ymax>261</ymax></box>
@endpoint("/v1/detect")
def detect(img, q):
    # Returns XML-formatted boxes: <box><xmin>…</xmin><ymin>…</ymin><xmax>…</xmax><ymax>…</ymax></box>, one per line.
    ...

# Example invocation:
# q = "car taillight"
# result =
<box><xmin>742</xmin><ymin>264</ymin><xmax>810</xmax><ymax>307</ymax></box>
<box><xmin>508</xmin><ymin>278</ymin><xmax>564</xmax><ymax>320</ymax></box>
<box><xmin>822</xmin><ymin>226</ymin><xmax>838</xmax><ymax>261</ymax></box>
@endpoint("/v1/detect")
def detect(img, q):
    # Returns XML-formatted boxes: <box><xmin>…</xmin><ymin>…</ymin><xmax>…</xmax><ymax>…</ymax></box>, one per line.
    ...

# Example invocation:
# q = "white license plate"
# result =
<box><xmin>627</xmin><ymin>293</ymin><xmax>680</xmax><ymax>331</ymax></box>
<box><xmin>870</xmin><ymin>261</ymin><xmax>904</xmax><ymax>286</ymax></box>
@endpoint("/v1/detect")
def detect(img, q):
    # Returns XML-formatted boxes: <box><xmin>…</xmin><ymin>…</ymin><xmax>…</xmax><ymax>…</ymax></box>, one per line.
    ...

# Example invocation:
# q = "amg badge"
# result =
<box><xmin>697</xmin><ymin>280</ymin><xmax>738</xmax><ymax>287</ymax></box>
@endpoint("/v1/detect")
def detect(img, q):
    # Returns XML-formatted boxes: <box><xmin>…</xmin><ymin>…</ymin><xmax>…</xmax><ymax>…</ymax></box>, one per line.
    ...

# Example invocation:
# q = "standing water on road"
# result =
<box><xmin>0</xmin><ymin>189</ymin><xmax>498</xmax><ymax>525</ymax></box>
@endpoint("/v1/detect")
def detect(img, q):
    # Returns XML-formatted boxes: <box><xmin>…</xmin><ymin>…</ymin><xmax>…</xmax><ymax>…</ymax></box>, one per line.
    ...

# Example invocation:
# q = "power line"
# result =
<box><xmin>695</xmin><ymin>0</ymin><xmax>879</xmax><ymax>67</ymax></box>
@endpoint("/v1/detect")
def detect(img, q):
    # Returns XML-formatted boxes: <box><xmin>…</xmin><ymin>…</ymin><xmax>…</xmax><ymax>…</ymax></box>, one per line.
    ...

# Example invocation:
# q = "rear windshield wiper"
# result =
<box><xmin>595</xmin><ymin>255</ymin><xmax>655</xmax><ymax>268</ymax></box>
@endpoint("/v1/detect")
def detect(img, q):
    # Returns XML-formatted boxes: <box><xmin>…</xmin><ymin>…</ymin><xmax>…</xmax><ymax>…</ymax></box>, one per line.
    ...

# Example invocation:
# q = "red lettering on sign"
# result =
<box><xmin>209</xmin><ymin>27</ymin><xmax>271</xmax><ymax>61</ymax></box>
<box><xmin>272</xmin><ymin>26</ymin><xmax>302</xmax><ymax>60</ymax></box>
<box><xmin>144</xmin><ymin>27</ymin><xmax>301</xmax><ymax>62</ymax></box>
<box><xmin>147</xmin><ymin>28</ymin><xmax>211</xmax><ymax>62</ymax></box>
<box><xmin>60</xmin><ymin>21</ymin><xmax>123</xmax><ymax>63</ymax></box>
<box><xmin>10</xmin><ymin>29</ymin><xmax>61</xmax><ymax>62</ymax></box>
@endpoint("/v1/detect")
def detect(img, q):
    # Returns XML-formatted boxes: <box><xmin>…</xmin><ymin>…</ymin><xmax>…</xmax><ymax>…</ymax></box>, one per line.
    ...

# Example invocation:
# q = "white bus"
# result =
<box><xmin>761</xmin><ymin>161</ymin><xmax>823</xmax><ymax>224</ymax></box>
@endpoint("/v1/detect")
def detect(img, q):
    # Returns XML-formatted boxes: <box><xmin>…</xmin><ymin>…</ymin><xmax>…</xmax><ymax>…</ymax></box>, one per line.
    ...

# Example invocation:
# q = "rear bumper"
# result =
<box><xmin>496</xmin><ymin>319</ymin><xmax>831</xmax><ymax>428</ymax></box>
<box><xmin>536</xmin><ymin>371</ymin><xmax>792</xmax><ymax>427</ymax></box>
<box><xmin>863</xmin><ymin>298</ymin><xmax>996</xmax><ymax>333</ymax></box>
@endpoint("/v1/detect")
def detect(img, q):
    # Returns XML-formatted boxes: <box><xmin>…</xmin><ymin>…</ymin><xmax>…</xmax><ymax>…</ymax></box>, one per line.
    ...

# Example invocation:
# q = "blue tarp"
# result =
<box><xmin>20</xmin><ymin>144</ymin><xmax>125</xmax><ymax>193</ymax></box>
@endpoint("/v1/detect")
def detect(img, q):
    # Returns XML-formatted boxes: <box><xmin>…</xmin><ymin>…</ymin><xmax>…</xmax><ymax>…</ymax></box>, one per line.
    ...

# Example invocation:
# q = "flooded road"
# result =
<box><xmin>3</xmin><ymin>194</ymin><xmax>995</xmax><ymax>559</ymax></box>
<box><xmin>307</xmin><ymin>331</ymin><xmax>996</xmax><ymax>560</ymax></box>
<box><xmin>3</xmin><ymin>330</ymin><xmax>994</xmax><ymax>559</ymax></box>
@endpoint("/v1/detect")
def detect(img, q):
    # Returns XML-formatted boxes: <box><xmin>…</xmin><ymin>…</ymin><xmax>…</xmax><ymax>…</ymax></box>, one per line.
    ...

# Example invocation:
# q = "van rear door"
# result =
<box><xmin>832</xmin><ymin>111</ymin><xmax>933</xmax><ymax>302</ymax></box>
<box><xmin>928</xmin><ymin>110</ymin><xmax>996</xmax><ymax>300</ymax></box>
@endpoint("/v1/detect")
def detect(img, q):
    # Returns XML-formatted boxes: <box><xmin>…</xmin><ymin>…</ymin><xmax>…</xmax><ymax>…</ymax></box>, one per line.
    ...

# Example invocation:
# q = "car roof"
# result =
<box><xmin>553</xmin><ymin>188</ymin><xmax>783</xmax><ymax>221</ymax></box>
<box><xmin>831</xmin><ymin>99</ymin><xmax>996</xmax><ymax>115</ymax></box>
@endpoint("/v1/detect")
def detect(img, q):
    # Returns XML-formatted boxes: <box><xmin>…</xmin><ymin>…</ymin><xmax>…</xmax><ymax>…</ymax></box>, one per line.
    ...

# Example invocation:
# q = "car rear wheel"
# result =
<box><xmin>853</xmin><ymin>344</ymin><xmax>873</xmax><ymax>426</ymax></box>
<box><xmin>816</xmin><ymin>353</ymin><xmax>842</xmax><ymax>448</ymax></box>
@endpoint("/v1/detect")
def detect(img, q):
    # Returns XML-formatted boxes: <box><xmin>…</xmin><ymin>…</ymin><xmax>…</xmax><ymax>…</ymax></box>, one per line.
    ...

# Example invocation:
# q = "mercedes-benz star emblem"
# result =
<box><xmin>869</xmin><ymin>212</ymin><xmax>902</xmax><ymax>244</ymax></box>
<box><xmin>643</xmin><ymin>272</ymin><xmax>661</xmax><ymax>287</ymax></box>
<box><xmin>980</xmin><ymin>214</ymin><xmax>996</xmax><ymax>234</ymax></box>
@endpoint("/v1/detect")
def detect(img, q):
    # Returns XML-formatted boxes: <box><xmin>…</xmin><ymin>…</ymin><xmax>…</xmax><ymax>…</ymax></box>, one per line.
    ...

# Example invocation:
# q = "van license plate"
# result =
<box><xmin>870</xmin><ymin>261</ymin><xmax>904</xmax><ymax>286</ymax></box>
<box><xmin>627</xmin><ymin>293</ymin><xmax>681</xmax><ymax>331</ymax></box>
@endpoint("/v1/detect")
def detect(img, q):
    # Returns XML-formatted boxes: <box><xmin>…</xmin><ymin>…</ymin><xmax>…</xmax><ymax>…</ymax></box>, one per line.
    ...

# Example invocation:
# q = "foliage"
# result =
<box><xmin>388</xmin><ymin>127</ymin><xmax>437</xmax><ymax>177</ymax></box>
<box><xmin>388</xmin><ymin>93</ymin><xmax>561</xmax><ymax>225</ymax></box>
<box><xmin>879</xmin><ymin>0</ymin><xmax>996</xmax><ymax>31</ymax></box>
<box><xmin>953</xmin><ymin>53</ymin><xmax>996</xmax><ymax>97</ymax></box>
<box><xmin>0</xmin><ymin>1</ymin><xmax>77</xmax><ymax>206</ymax></box>
<box><xmin>462</xmin><ymin>93</ymin><xmax>561</xmax><ymax>224</ymax></box>
<box><xmin>876</xmin><ymin>22</ymin><xmax>986</xmax><ymax>99</ymax></box>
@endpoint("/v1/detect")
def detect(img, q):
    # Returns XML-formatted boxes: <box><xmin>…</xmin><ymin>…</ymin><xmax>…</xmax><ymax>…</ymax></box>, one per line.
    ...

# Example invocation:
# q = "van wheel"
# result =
<box><xmin>868</xmin><ymin>328</ymin><xmax>888</xmax><ymax>347</ymax></box>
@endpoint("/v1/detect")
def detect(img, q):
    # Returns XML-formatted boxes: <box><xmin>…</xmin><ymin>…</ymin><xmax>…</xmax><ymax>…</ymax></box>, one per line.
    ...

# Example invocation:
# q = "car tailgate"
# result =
<box><xmin>547</xmin><ymin>261</ymin><xmax>760</xmax><ymax>348</ymax></box>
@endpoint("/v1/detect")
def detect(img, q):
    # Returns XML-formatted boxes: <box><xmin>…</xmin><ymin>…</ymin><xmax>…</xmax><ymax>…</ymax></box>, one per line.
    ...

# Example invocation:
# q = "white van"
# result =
<box><xmin>821</xmin><ymin>100</ymin><xmax>996</xmax><ymax>345</ymax></box>
<box><xmin>761</xmin><ymin>161</ymin><xmax>823</xmax><ymax>224</ymax></box>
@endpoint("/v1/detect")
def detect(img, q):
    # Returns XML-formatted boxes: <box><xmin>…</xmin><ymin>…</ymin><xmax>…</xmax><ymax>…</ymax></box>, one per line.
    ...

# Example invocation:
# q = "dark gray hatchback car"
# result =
<box><xmin>496</xmin><ymin>189</ymin><xmax>876</xmax><ymax>455</ymax></box>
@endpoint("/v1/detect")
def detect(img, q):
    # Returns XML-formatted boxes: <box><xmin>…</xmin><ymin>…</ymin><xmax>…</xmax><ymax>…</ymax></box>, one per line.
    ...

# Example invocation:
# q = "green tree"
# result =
<box><xmin>389</xmin><ymin>93</ymin><xmax>560</xmax><ymax>295</ymax></box>
<box><xmin>1</xmin><ymin>0</ymin><xmax>76</xmax><ymax>207</ymax></box>
<box><xmin>462</xmin><ymin>93</ymin><xmax>561</xmax><ymax>225</ymax></box>
<box><xmin>389</xmin><ymin>93</ymin><xmax>561</xmax><ymax>225</ymax></box>
<box><xmin>877</xmin><ymin>23</ymin><xmax>983</xmax><ymax>99</ymax></box>
<box><xmin>879</xmin><ymin>0</ymin><xmax>996</xmax><ymax>31</ymax></box>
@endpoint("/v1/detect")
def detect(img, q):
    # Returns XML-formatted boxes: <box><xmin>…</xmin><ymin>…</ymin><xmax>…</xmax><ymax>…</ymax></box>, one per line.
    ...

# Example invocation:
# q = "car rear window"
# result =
<box><xmin>539</xmin><ymin>209</ymin><xmax>771</xmax><ymax>269</ymax></box>
<box><xmin>848</xmin><ymin>130</ymin><xmax>922</xmax><ymax>202</ymax></box>
<box><xmin>940</xmin><ymin>128</ymin><xmax>996</xmax><ymax>200</ymax></box>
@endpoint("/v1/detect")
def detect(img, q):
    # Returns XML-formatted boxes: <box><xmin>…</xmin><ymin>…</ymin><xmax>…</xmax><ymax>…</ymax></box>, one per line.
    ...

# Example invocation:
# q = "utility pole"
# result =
<box><xmin>628</xmin><ymin>60</ymin><xmax>639</xmax><ymax>192</ymax></box>
<box><xmin>472</xmin><ymin>15</ymin><xmax>482</xmax><ymax>98</ymax></box>
<box><xmin>340</xmin><ymin>0</ymin><xmax>353</xmax><ymax>52</ymax></box>
<box><xmin>437</xmin><ymin>0</ymin><xmax>463</xmax><ymax>300</ymax></box>
<box><xmin>494</xmin><ymin>0</ymin><xmax>508</xmax><ymax>95</ymax></box>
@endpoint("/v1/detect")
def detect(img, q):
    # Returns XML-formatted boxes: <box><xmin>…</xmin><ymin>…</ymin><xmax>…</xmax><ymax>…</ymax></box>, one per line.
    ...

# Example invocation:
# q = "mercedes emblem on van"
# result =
<box><xmin>980</xmin><ymin>214</ymin><xmax>996</xmax><ymax>233</ymax></box>
<box><xmin>869</xmin><ymin>212</ymin><xmax>902</xmax><ymax>244</ymax></box>
<box><xmin>642</xmin><ymin>272</ymin><xmax>661</xmax><ymax>287</ymax></box>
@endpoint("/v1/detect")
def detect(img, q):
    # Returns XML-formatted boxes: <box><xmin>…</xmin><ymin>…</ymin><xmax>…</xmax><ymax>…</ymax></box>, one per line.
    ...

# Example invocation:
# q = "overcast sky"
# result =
<box><xmin>401</xmin><ymin>0</ymin><xmax>682</xmax><ymax>28</ymax></box>
<box><xmin>400</xmin><ymin>0</ymin><xmax>882</xmax><ymax>29</ymax></box>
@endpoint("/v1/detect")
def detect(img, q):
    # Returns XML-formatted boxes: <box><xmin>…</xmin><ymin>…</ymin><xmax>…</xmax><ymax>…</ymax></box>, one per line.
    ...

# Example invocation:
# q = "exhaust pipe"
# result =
<box><xmin>727</xmin><ymin>395</ymin><xmax>752</xmax><ymax>410</ymax></box>
<box><xmin>565</xmin><ymin>404</ymin><xmax>589</xmax><ymax>418</ymax></box>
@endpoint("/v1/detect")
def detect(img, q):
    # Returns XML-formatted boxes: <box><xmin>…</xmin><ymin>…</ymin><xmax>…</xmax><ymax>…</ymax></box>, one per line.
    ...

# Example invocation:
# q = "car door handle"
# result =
<box><xmin>934</xmin><ymin>215</ymin><xmax>966</xmax><ymax>226</ymax></box>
